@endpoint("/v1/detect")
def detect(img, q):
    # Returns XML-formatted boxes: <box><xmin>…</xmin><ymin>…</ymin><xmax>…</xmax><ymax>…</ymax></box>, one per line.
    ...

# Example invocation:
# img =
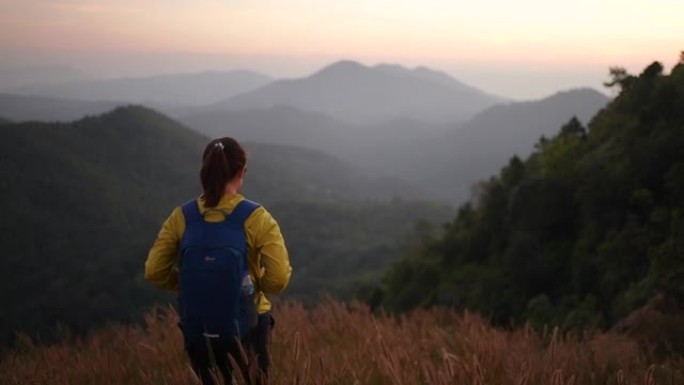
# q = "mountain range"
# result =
<box><xmin>7</xmin><ymin>70</ymin><xmax>273</xmax><ymax>107</ymax></box>
<box><xmin>180</xmin><ymin>105</ymin><xmax>358</xmax><ymax>155</ymax></box>
<box><xmin>0</xmin><ymin>58</ymin><xmax>618</xmax><ymax>345</ymax></box>
<box><xmin>0</xmin><ymin>66</ymin><xmax>90</xmax><ymax>90</ymax></box>
<box><xmin>0</xmin><ymin>93</ymin><xmax>122</xmax><ymax>122</ymax></box>
<box><xmin>182</xmin><ymin>87</ymin><xmax>609</xmax><ymax>203</ymax></box>
<box><xmin>0</xmin><ymin>60</ymin><xmax>611</xmax><ymax>204</ymax></box>
<box><xmin>402</xmin><ymin>88</ymin><xmax>611</xmax><ymax>201</ymax></box>
<box><xmin>210</xmin><ymin>60</ymin><xmax>505</xmax><ymax>124</ymax></box>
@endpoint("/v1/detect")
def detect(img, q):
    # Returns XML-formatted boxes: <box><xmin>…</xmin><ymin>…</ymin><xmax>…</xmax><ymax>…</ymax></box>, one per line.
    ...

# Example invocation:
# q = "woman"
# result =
<box><xmin>145</xmin><ymin>137</ymin><xmax>292</xmax><ymax>384</ymax></box>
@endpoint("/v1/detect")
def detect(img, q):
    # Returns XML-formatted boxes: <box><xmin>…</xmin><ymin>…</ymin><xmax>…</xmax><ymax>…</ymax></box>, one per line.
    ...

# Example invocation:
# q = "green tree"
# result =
<box><xmin>377</xmin><ymin>57</ymin><xmax>684</xmax><ymax>341</ymax></box>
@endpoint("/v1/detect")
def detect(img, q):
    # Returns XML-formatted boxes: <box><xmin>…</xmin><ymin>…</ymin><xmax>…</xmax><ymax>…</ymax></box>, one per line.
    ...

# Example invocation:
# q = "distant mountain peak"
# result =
<box><xmin>373</xmin><ymin>63</ymin><xmax>444</xmax><ymax>77</ymax></box>
<box><xmin>104</xmin><ymin>104</ymin><xmax>158</xmax><ymax>117</ymax></box>
<box><xmin>218</xmin><ymin>60</ymin><xmax>505</xmax><ymax>125</ymax></box>
<box><xmin>549</xmin><ymin>87</ymin><xmax>608</xmax><ymax>99</ymax></box>
<box><xmin>329</xmin><ymin>59</ymin><xmax>365</xmax><ymax>68</ymax></box>
<box><xmin>374</xmin><ymin>63</ymin><xmax>506</xmax><ymax>102</ymax></box>
<box><xmin>511</xmin><ymin>87</ymin><xmax>610</xmax><ymax>107</ymax></box>
<box><xmin>313</xmin><ymin>60</ymin><xmax>367</xmax><ymax>77</ymax></box>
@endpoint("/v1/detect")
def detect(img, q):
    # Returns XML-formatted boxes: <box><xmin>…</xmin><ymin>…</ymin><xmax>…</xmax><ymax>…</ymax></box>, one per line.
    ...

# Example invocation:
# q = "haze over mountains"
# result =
<box><xmin>0</xmin><ymin>93</ymin><xmax>122</xmax><ymax>122</ymax></box>
<box><xmin>407</xmin><ymin>88</ymin><xmax>611</xmax><ymax>201</ymax></box>
<box><xmin>0</xmin><ymin>57</ymin><xmax>619</xmax><ymax>344</ymax></box>
<box><xmin>213</xmin><ymin>60</ymin><xmax>506</xmax><ymax>125</ymax></box>
<box><xmin>181</xmin><ymin>106</ymin><xmax>358</xmax><ymax>155</ymax></box>
<box><xmin>182</xmin><ymin>87</ymin><xmax>609</xmax><ymax>202</ymax></box>
<box><xmin>0</xmin><ymin>66</ymin><xmax>91</xmax><ymax>90</ymax></box>
<box><xmin>5</xmin><ymin>70</ymin><xmax>273</xmax><ymax>107</ymax></box>
<box><xmin>0</xmin><ymin>60</ymin><xmax>611</xmax><ymax>204</ymax></box>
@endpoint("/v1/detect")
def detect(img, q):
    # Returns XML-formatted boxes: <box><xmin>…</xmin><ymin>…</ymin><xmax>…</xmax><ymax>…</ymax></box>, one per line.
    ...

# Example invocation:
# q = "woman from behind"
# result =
<box><xmin>145</xmin><ymin>137</ymin><xmax>292</xmax><ymax>384</ymax></box>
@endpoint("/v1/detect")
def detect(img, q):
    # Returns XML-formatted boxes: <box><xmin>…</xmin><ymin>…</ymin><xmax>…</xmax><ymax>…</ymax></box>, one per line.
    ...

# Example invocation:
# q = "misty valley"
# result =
<box><xmin>2</xmin><ymin>57</ymin><xmax>684</xmax><ymax>382</ymax></box>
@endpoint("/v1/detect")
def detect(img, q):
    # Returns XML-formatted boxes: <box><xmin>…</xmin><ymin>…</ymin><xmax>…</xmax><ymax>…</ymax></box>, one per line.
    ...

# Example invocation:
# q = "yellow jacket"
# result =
<box><xmin>145</xmin><ymin>193</ymin><xmax>292</xmax><ymax>314</ymax></box>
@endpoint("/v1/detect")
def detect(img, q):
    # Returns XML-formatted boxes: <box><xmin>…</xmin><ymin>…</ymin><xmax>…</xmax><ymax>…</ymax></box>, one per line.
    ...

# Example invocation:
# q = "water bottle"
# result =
<box><xmin>241</xmin><ymin>274</ymin><xmax>255</xmax><ymax>296</ymax></box>
<box><xmin>241</xmin><ymin>274</ymin><xmax>258</xmax><ymax>330</ymax></box>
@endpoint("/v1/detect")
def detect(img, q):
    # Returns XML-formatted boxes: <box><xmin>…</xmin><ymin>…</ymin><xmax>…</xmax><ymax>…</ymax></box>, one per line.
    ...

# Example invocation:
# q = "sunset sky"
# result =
<box><xmin>1</xmin><ymin>0</ymin><xmax>682</xmax><ymax>99</ymax></box>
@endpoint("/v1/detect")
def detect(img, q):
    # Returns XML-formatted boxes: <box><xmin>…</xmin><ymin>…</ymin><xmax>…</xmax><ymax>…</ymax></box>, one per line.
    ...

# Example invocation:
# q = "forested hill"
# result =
<box><xmin>0</xmin><ymin>106</ymin><xmax>451</xmax><ymax>345</ymax></box>
<box><xmin>0</xmin><ymin>106</ymin><xmax>205</xmax><ymax>344</ymax></box>
<box><xmin>374</xmin><ymin>59</ymin><xmax>684</xmax><ymax>345</ymax></box>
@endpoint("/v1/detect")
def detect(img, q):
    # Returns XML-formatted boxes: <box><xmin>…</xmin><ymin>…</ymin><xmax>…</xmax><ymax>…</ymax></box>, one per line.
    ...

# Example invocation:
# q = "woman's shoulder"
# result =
<box><xmin>173</xmin><ymin>197</ymin><xmax>201</xmax><ymax>219</ymax></box>
<box><xmin>241</xmin><ymin>199</ymin><xmax>278</xmax><ymax>226</ymax></box>
<box><xmin>244</xmin><ymin>201</ymin><xmax>270</xmax><ymax>220</ymax></box>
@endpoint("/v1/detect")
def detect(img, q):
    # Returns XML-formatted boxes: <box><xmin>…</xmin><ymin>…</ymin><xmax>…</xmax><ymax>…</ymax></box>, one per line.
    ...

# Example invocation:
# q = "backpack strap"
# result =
<box><xmin>181</xmin><ymin>199</ymin><xmax>203</xmax><ymax>224</ymax></box>
<box><xmin>181</xmin><ymin>198</ymin><xmax>260</xmax><ymax>225</ymax></box>
<box><xmin>228</xmin><ymin>199</ymin><xmax>260</xmax><ymax>276</ymax></box>
<box><xmin>227</xmin><ymin>199</ymin><xmax>261</xmax><ymax>225</ymax></box>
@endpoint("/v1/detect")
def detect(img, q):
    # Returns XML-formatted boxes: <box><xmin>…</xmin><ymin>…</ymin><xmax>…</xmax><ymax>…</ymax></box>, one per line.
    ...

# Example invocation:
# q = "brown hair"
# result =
<box><xmin>200</xmin><ymin>137</ymin><xmax>246</xmax><ymax>207</ymax></box>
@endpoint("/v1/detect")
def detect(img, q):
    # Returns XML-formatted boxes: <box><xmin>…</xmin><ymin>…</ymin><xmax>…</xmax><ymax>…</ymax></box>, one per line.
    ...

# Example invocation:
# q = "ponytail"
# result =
<box><xmin>200</xmin><ymin>137</ymin><xmax>246</xmax><ymax>207</ymax></box>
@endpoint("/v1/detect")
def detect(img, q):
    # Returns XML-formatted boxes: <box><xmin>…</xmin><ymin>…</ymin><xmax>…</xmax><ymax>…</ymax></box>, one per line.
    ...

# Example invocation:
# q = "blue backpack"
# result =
<box><xmin>178</xmin><ymin>198</ymin><xmax>260</xmax><ymax>344</ymax></box>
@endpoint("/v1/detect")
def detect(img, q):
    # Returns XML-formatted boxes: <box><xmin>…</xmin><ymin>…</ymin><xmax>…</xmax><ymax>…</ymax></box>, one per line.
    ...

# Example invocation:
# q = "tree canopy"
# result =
<box><xmin>374</xmin><ymin>59</ymin><xmax>684</xmax><ymax>353</ymax></box>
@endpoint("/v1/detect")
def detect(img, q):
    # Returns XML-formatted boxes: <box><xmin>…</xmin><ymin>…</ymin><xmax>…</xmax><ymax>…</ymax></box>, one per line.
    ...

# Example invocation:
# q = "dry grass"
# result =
<box><xmin>1</xmin><ymin>300</ymin><xmax>682</xmax><ymax>384</ymax></box>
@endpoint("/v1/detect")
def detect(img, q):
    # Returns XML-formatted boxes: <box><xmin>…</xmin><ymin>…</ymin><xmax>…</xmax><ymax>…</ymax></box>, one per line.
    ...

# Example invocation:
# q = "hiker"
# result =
<box><xmin>145</xmin><ymin>137</ymin><xmax>292</xmax><ymax>385</ymax></box>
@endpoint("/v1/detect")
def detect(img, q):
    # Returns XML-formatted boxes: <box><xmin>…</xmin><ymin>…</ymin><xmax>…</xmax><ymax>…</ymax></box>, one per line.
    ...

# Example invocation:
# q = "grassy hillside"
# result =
<box><xmin>2</xmin><ymin>300</ymin><xmax>680</xmax><ymax>384</ymax></box>
<box><xmin>0</xmin><ymin>106</ymin><xmax>450</xmax><ymax>345</ymax></box>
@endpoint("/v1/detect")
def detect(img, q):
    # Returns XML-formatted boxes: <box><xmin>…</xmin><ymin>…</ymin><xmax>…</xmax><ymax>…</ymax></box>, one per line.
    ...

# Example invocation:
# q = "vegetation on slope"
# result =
<box><xmin>2</xmin><ymin>300</ymin><xmax>681</xmax><ymax>385</ymax></box>
<box><xmin>374</xmin><ymin>58</ymin><xmax>684</xmax><ymax>353</ymax></box>
<box><xmin>0</xmin><ymin>106</ymin><xmax>449</xmax><ymax>345</ymax></box>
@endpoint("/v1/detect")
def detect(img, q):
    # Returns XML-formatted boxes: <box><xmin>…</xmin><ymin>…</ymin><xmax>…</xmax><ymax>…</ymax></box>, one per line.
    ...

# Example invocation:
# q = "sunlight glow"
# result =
<box><xmin>0</xmin><ymin>0</ymin><xmax>682</xmax><ymax>98</ymax></box>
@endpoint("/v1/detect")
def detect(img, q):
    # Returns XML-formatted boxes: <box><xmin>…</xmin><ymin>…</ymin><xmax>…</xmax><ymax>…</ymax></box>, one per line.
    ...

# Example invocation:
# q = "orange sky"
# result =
<box><xmin>1</xmin><ymin>0</ymin><xmax>682</xmax><ymax>98</ymax></box>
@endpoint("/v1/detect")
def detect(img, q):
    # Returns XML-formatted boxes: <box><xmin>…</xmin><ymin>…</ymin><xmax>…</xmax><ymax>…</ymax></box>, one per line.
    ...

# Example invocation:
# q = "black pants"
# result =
<box><xmin>186</xmin><ymin>313</ymin><xmax>273</xmax><ymax>385</ymax></box>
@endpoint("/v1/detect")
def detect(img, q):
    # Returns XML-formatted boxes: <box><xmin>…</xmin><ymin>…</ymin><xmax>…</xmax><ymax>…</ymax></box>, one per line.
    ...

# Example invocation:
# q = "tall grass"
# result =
<box><xmin>1</xmin><ymin>300</ymin><xmax>682</xmax><ymax>384</ymax></box>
